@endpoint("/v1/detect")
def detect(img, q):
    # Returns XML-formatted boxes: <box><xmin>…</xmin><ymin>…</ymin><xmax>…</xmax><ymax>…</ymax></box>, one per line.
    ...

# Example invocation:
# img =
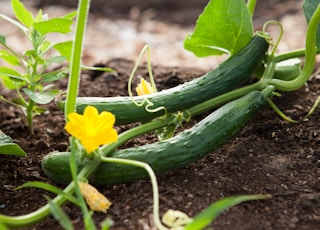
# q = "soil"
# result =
<box><xmin>0</xmin><ymin>1</ymin><xmax>320</xmax><ymax>230</ymax></box>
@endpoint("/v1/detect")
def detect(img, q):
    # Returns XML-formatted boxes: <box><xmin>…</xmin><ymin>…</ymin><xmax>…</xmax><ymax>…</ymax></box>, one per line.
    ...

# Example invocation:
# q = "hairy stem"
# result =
<box><xmin>64</xmin><ymin>0</ymin><xmax>90</xmax><ymax>118</ymax></box>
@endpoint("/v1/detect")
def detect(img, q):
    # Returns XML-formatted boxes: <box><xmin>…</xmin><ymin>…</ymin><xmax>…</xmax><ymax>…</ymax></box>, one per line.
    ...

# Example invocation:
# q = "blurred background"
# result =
<box><xmin>0</xmin><ymin>0</ymin><xmax>306</xmax><ymax>70</ymax></box>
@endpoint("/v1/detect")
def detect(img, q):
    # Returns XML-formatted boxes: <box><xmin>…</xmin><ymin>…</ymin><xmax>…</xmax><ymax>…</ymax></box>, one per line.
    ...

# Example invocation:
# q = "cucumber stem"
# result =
<box><xmin>268</xmin><ymin>5</ymin><xmax>320</xmax><ymax>91</ymax></box>
<box><xmin>276</xmin><ymin>47</ymin><xmax>320</xmax><ymax>62</ymax></box>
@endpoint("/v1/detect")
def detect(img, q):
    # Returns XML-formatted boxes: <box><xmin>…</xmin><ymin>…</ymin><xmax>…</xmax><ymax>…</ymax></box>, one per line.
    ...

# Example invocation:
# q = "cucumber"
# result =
<box><xmin>59</xmin><ymin>35</ymin><xmax>269</xmax><ymax>125</ymax></box>
<box><xmin>42</xmin><ymin>87</ymin><xmax>274</xmax><ymax>185</ymax></box>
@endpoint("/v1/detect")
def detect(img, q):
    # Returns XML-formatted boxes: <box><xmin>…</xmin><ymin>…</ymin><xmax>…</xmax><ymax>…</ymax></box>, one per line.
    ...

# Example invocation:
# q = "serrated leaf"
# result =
<box><xmin>184</xmin><ymin>0</ymin><xmax>253</xmax><ymax>57</ymax></box>
<box><xmin>33</xmin><ymin>18</ymin><xmax>73</xmax><ymax>35</ymax></box>
<box><xmin>23</xmin><ymin>88</ymin><xmax>56</xmax><ymax>104</ymax></box>
<box><xmin>303</xmin><ymin>0</ymin><xmax>320</xmax><ymax>47</ymax></box>
<box><xmin>0</xmin><ymin>131</ymin><xmax>26</xmax><ymax>156</ymax></box>
<box><xmin>11</xmin><ymin>0</ymin><xmax>34</xmax><ymax>28</ymax></box>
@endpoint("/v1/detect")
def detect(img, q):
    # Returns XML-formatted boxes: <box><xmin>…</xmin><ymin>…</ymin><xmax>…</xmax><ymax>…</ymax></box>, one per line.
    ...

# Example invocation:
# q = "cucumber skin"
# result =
<box><xmin>59</xmin><ymin>36</ymin><xmax>269</xmax><ymax>125</ymax></box>
<box><xmin>43</xmin><ymin>90</ymin><xmax>268</xmax><ymax>186</ymax></box>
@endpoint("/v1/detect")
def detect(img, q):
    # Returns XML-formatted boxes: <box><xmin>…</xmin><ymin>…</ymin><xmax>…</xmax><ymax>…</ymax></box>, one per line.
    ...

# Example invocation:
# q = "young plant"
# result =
<box><xmin>0</xmin><ymin>0</ymin><xmax>75</xmax><ymax>134</ymax></box>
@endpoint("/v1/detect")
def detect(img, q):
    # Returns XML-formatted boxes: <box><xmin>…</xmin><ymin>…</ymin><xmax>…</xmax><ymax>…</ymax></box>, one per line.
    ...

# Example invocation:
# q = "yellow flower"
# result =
<box><xmin>136</xmin><ymin>78</ymin><xmax>155</xmax><ymax>96</ymax></box>
<box><xmin>79</xmin><ymin>181</ymin><xmax>112</xmax><ymax>213</ymax></box>
<box><xmin>65</xmin><ymin>106</ymin><xmax>118</xmax><ymax>153</ymax></box>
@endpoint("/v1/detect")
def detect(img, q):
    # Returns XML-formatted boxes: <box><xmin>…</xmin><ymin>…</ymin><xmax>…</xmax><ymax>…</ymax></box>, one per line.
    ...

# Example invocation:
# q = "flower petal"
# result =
<box><xmin>65</xmin><ymin>106</ymin><xmax>118</xmax><ymax>153</ymax></box>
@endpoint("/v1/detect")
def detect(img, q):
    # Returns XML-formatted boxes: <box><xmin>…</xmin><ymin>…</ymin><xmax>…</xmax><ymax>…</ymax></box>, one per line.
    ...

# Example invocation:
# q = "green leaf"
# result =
<box><xmin>0</xmin><ymin>50</ymin><xmax>20</xmax><ymax>66</ymax></box>
<box><xmin>42</xmin><ymin>71</ymin><xmax>67</xmax><ymax>82</ymax></box>
<box><xmin>34</xmin><ymin>9</ymin><xmax>44</xmax><ymax>22</ymax></box>
<box><xmin>53</xmin><ymin>41</ymin><xmax>73</xmax><ymax>61</ymax></box>
<box><xmin>47</xmin><ymin>56</ymin><xmax>67</xmax><ymax>65</ymax></box>
<box><xmin>0</xmin><ymin>222</ymin><xmax>9</xmax><ymax>230</ymax></box>
<box><xmin>0</xmin><ymin>14</ymin><xmax>29</xmax><ymax>34</ymax></box>
<box><xmin>0</xmin><ymin>67</ymin><xmax>24</xmax><ymax>89</ymax></box>
<box><xmin>184</xmin><ymin>194</ymin><xmax>271</xmax><ymax>230</ymax></box>
<box><xmin>17</xmin><ymin>181</ymin><xmax>79</xmax><ymax>205</ymax></box>
<box><xmin>0</xmin><ymin>131</ymin><xmax>26</xmax><ymax>156</ymax></box>
<box><xmin>46</xmin><ymin>196</ymin><xmax>74</xmax><ymax>230</ymax></box>
<box><xmin>0</xmin><ymin>35</ymin><xmax>6</xmax><ymax>46</ymax></box>
<box><xmin>303</xmin><ymin>0</ymin><xmax>320</xmax><ymax>47</ymax></box>
<box><xmin>33</xmin><ymin>18</ymin><xmax>73</xmax><ymax>35</ymax></box>
<box><xmin>274</xmin><ymin>58</ymin><xmax>301</xmax><ymax>81</ymax></box>
<box><xmin>23</xmin><ymin>88</ymin><xmax>56</xmax><ymax>104</ymax></box>
<box><xmin>81</xmin><ymin>65</ymin><xmax>115</xmax><ymax>73</ymax></box>
<box><xmin>11</xmin><ymin>0</ymin><xmax>34</xmax><ymax>28</ymax></box>
<box><xmin>63</xmin><ymin>11</ymin><xmax>78</xmax><ymax>20</ymax></box>
<box><xmin>184</xmin><ymin>0</ymin><xmax>253</xmax><ymax>57</ymax></box>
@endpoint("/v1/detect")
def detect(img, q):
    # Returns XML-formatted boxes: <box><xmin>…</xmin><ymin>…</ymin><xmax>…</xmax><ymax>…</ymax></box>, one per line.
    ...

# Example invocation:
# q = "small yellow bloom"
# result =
<box><xmin>79</xmin><ymin>181</ymin><xmax>112</xmax><ymax>213</ymax></box>
<box><xmin>136</xmin><ymin>78</ymin><xmax>155</xmax><ymax>96</ymax></box>
<box><xmin>65</xmin><ymin>106</ymin><xmax>118</xmax><ymax>153</ymax></box>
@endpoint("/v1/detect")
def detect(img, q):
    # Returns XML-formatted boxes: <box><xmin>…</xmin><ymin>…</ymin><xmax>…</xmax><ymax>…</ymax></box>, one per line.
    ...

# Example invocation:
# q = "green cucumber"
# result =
<box><xmin>59</xmin><ymin>35</ymin><xmax>269</xmax><ymax>125</ymax></box>
<box><xmin>42</xmin><ymin>87</ymin><xmax>274</xmax><ymax>185</ymax></box>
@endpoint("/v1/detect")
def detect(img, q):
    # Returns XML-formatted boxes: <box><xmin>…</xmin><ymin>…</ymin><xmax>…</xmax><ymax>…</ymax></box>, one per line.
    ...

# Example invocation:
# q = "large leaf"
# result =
<box><xmin>11</xmin><ymin>0</ymin><xmax>34</xmax><ymax>28</ymax></box>
<box><xmin>0</xmin><ymin>50</ymin><xmax>20</xmax><ymax>66</ymax></box>
<box><xmin>0</xmin><ymin>67</ymin><xmax>25</xmax><ymax>89</ymax></box>
<box><xmin>184</xmin><ymin>0</ymin><xmax>253</xmax><ymax>57</ymax></box>
<box><xmin>303</xmin><ymin>0</ymin><xmax>320</xmax><ymax>47</ymax></box>
<box><xmin>23</xmin><ymin>88</ymin><xmax>56</xmax><ymax>104</ymax></box>
<box><xmin>0</xmin><ymin>131</ymin><xmax>26</xmax><ymax>156</ymax></box>
<box><xmin>53</xmin><ymin>41</ymin><xmax>73</xmax><ymax>61</ymax></box>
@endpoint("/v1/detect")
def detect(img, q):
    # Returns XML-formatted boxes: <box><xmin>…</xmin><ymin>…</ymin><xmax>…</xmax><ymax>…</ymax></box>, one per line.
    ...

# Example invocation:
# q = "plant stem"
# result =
<box><xmin>100</xmin><ymin>157</ymin><xmax>168</xmax><ymax>230</ymax></box>
<box><xmin>275</xmin><ymin>47</ymin><xmax>320</xmax><ymax>62</ymax></box>
<box><xmin>247</xmin><ymin>0</ymin><xmax>257</xmax><ymax>18</ymax></box>
<box><xmin>64</xmin><ymin>0</ymin><xmax>90</xmax><ymax>119</ymax></box>
<box><xmin>268</xmin><ymin>5</ymin><xmax>320</xmax><ymax>91</ymax></box>
<box><xmin>26</xmin><ymin>100</ymin><xmax>34</xmax><ymax>135</ymax></box>
<box><xmin>70</xmin><ymin>138</ymin><xmax>96</xmax><ymax>229</ymax></box>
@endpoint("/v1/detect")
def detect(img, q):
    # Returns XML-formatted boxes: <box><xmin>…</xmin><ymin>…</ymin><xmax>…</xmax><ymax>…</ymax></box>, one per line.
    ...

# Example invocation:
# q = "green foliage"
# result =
<box><xmin>184</xmin><ymin>194</ymin><xmax>271</xmax><ymax>230</ymax></box>
<box><xmin>0</xmin><ymin>131</ymin><xmax>26</xmax><ymax>156</ymax></box>
<box><xmin>46</xmin><ymin>196</ymin><xmax>74</xmax><ymax>230</ymax></box>
<box><xmin>184</xmin><ymin>0</ymin><xmax>253</xmax><ymax>57</ymax></box>
<box><xmin>303</xmin><ymin>0</ymin><xmax>320</xmax><ymax>47</ymax></box>
<box><xmin>0</xmin><ymin>0</ymin><xmax>75</xmax><ymax>134</ymax></box>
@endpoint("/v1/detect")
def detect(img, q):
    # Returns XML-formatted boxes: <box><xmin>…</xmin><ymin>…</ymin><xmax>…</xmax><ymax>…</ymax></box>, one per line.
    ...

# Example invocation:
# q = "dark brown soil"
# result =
<box><xmin>1</xmin><ymin>57</ymin><xmax>320</xmax><ymax>230</ymax></box>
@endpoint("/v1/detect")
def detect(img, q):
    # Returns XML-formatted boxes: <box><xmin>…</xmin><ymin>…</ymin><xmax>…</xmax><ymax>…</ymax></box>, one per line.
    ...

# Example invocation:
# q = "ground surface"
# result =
<box><xmin>0</xmin><ymin>0</ymin><xmax>320</xmax><ymax>230</ymax></box>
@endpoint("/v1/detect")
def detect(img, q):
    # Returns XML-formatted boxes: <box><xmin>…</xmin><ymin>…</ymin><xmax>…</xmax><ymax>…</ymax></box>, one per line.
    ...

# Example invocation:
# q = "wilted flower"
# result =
<box><xmin>78</xmin><ymin>181</ymin><xmax>112</xmax><ymax>213</ymax></box>
<box><xmin>65</xmin><ymin>106</ymin><xmax>118</xmax><ymax>153</ymax></box>
<box><xmin>136</xmin><ymin>78</ymin><xmax>155</xmax><ymax>96</ymax></box>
